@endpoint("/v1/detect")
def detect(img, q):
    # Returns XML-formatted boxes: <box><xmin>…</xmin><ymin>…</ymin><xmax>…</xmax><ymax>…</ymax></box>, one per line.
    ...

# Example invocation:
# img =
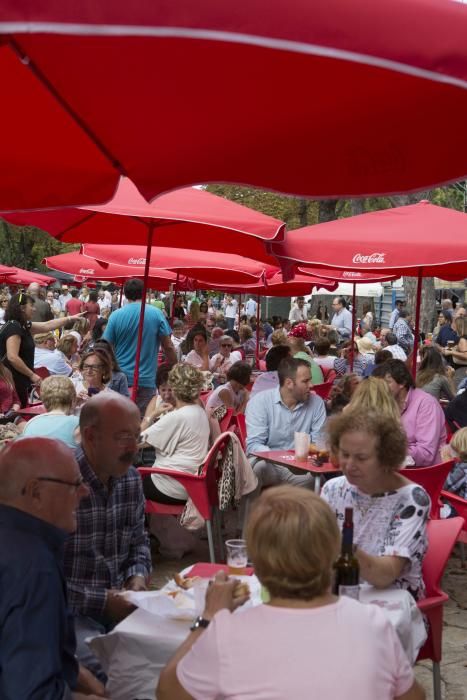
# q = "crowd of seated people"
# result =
<box><xmin>2</xmin><ymin>283</ymin><xmax>466</xmax><ymax>699</ymax></box>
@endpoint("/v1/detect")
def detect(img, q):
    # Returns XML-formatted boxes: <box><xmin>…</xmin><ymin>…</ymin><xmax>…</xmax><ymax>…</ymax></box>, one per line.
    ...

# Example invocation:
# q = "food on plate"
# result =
<box><xmin>174</xmin><ymin>572</ymin><xmax>201</xmax><ymax>590</ymax></box>
<box><xmin>233</xmin><ymin>581</ymin><xmax>250</xmax><ymax>600</ymax></box>
<box><xmin>308</xmin><ymin>443</ymin><xmax>319</xmax><ymax>455</ymax></box>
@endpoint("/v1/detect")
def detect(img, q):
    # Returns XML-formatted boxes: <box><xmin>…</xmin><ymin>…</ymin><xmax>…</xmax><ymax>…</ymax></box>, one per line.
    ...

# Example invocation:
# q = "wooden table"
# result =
<box><xmin>250</xmin><ymin>449</ymin><xmax>340</xmax><ymax>492</ymax></box>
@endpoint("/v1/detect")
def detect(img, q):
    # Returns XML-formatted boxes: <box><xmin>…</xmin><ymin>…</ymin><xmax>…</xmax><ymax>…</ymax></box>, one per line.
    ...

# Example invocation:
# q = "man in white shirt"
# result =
<box><xmin>289</xmin><ymin>297</ymin><xmax>308</xmax><ymax>323</ymax></box>
<box><xmin>97</xmin><ymin>289</ymin><xmax>111</xmax><ymax>313</ymax></box>
<box><xmin>245</xmin><ymin>296</ymin><xmax>258</xmax><ymax>319</ymax></box>
<box><xmin>58</xmin><ymin>285</ymin><xmax>72</xmax><ymax>313</ymax></box>
<box><xmin>33</xmin><ymin>333</ymin><xmax>72</xmax><ymax>376</ymax></box>
<box><xmin>325</xmin><ymin>296</ymin><xmax>352</xmax><ymax>340</ymax></box>
<box><xmin>222</xmin><ymin>295</ymin><xmax>238</xmax><ymax>331</ymax></box>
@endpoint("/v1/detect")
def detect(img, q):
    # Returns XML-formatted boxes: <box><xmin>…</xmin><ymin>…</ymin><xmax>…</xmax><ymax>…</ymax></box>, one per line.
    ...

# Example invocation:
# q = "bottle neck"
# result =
<box><xmin>341</xmin><ymin>525</ymin><xmax>354</xmax><ymax>555</ymax></box>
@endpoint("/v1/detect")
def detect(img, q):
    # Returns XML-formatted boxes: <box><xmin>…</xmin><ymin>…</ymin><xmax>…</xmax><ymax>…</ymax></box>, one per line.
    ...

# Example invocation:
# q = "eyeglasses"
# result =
<box><xmin>221</xmin><ymin>344</ymin><xmax>233</xmax><ymax>348</ymax></box>
<box><xmin>22</xmin><ymin>474</ymin><xmax>85</xmax><ymax>495</ymax></box>
<box><xmin>82</xmin><ymin>363</ymin><xmax>104</xmax><ymax>372</ymax></box>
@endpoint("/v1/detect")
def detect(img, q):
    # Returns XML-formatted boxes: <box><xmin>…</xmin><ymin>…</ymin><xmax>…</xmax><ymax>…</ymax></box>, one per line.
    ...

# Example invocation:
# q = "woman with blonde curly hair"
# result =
<box><xmin>21</xmin><ymin>375</ymin><xmax>79</xmax><ymax>448</ymax></box>
<box><xmin>141</xmin><ymin>363</ymin><xmax>210</xmax><ymax>504</ymax></box>
<box><xmin>158</xmin><ymin>485</ymin><xmax>424</xmax><ymax>700</ymax></box>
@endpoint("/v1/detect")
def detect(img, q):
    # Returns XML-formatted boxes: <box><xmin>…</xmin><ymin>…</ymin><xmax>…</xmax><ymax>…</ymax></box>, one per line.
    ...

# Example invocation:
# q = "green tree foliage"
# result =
<box><xmin>0</xmin><ymin>220</ymin><xmax>77</xmax><ymax>271</ymax></box>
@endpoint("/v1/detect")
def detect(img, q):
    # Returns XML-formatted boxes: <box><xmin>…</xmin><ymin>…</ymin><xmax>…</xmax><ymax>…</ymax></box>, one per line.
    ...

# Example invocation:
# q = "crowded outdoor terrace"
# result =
<box><xmin>1</xmin><ymin>276</ymin><xmax>466</xmax><ymax>699</ymax></box>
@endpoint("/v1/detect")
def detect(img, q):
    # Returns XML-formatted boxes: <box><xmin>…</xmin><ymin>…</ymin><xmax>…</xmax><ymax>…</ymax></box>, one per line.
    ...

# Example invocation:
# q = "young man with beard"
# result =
<box><xmin>64</xmin><ymin>392</ymin><xmax>151</xmax><ymax>682</ymax></box>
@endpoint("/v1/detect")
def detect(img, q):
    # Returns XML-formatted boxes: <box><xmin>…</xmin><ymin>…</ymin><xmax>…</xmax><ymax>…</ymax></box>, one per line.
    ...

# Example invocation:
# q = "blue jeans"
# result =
<box><xmin>74</xmin><ymin>615</ymin><xmax>109</xmax><ymax>685</ymax></box>
<box><xmin>226</xmin><ymin>317</ymin><xmax>235</xmax><ymax>331</ymax></box>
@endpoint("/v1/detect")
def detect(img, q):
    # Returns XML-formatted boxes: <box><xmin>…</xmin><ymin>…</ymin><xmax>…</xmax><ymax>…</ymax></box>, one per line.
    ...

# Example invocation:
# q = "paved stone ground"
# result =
<box><xmin>150</xmin><ymin>535</ymin><xmax>467</xmax><ymax>699</ymax></box>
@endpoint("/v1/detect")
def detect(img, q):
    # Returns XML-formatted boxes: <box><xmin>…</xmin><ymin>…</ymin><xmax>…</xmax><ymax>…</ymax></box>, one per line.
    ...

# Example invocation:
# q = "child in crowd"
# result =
<box><xmin>443</xmin><ymin>428</ymin><xmax>467</xmax><ymax>500</ymax></box>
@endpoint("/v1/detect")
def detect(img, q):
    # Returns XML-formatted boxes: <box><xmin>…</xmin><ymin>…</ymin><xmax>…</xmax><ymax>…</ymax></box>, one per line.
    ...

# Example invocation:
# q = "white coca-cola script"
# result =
<box><xmin>342</xmin><ymin>271</ymin><xmax>364</xmax><ymax>278</ymax></box>
<box><xmin>128</xmin><ymin>257</ymin><xmax>146</xmax><ymax>265</ymax></box>
<box><xmin>352</xmin><ymin>253</ymin><xmax>385</xmax><ymax>264</ymax></box>
<box><xmin>79</xmin><ymin>268</ymin><xmax>95</xmax><ymax>275</ymax></box>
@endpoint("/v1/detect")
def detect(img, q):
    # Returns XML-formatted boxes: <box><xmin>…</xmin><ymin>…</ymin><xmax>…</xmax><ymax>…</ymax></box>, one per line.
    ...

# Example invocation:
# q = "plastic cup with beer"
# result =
<box><xmin>225</xmin><ymin>539</ymin><xmax>248</xmax><ymax>575</ymax></box>
<box><xmin>294</xmin><ymin>431</ymin><xmax>310</xmax><ymax>461</ymax></box>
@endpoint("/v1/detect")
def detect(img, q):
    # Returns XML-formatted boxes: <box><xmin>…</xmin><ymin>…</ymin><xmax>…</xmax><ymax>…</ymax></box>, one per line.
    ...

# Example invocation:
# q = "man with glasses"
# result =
<box><xmin>64</xmin><ymin>392</ymin><xmax>151</xmax><ymax>683</ymax></box>
<box><xmin>325</xmin><ymin>296</ymin><xmax>353</xmax><ymax>341</ymax></box>
<box><xmin>0</xmin><ymin>437</ymin><xmax>106</xmax><ymax>699</ymax></box>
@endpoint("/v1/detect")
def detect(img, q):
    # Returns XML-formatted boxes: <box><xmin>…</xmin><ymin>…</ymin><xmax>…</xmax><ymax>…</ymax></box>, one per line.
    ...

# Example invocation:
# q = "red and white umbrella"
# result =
<box><xmin>1</xmin><ymin>0</ymin><xmax>467</xmax><ymax>208</ymax></box>
<box><xmin>4</xmin><ymin>268</ymin><xmax>56</xmax><ymax>286</ymax></box>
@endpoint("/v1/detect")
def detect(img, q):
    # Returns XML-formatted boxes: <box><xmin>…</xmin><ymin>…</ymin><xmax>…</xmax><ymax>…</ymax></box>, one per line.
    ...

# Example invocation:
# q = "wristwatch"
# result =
<box><xmin>190</xmin><ymin>615</ymin><xmax>210</xmax><ymax>631</ymax></box>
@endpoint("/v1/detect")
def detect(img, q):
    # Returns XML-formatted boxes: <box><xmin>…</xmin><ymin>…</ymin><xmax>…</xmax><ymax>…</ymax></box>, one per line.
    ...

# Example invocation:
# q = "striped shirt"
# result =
<box><xmin>64</xmin><ymin>447</ymin><xmax>151</xmax><ymax>618</ymax></box>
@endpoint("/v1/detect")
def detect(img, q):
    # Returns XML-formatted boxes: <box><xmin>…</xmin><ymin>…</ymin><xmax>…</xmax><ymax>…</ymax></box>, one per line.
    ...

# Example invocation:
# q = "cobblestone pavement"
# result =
<box><xmin>150</xmin><ymin>538</ymin><xmax>467</xmax><ymax>699</ymax></box>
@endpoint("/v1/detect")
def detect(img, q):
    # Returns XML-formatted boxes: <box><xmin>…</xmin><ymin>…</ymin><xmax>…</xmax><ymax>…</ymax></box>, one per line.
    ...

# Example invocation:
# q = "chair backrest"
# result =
<box><xmin>34</xmin><ymin>366</ymin><xmax>50</xmax><ymax>380</ymax></box>
<box><xmin>258</xmin><ymin>360</ymin><xmax>267</xmax><ymax>371</ymax></box>
<box><xmin>198</xmin><ymin>431</ymin><xmax>232</xmax><ymax>510</ymax></box>
<box><xmin>440</xmin><ymin>490</ymin><xmax>467</xmax><ymax>532</ymax></box>
<box><xmin>200</xmin><ymin>390</ymin><xmax>212</xmax><ymax>405</ymax></box>
<box><xmin>400</xmin><ymin>460</ymin><xmax>455</xmax><ymax>518</ymax></box>
<box><xmin>312</xmin><ymin>381</ymin><xmax>333</xmax><ymax>400</ymax></box>
<box><xmin>321</xmin><ymin>367</ymin><xmax>337</xmax><ymax>384</ymax></box>
<box><xmin>231</xmin><ymin>413</ymin><xmax>247</xmax><ymax>450</ymax></box>
<box><xmin>422</xmin><ymin>517</ymin><xmax>463</xmax><ymax>598</ymax></box>
<box><xmin>219</xmin><ymin>407</ymin><xmax>235</xmax><ymax>433</ymax></box>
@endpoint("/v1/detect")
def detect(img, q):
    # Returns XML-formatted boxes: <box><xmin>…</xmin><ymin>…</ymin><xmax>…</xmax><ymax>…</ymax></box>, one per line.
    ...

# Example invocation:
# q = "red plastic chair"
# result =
<box><xmin>219</xmin><ymin>407</ymin><xmax>235</xmax><ymax>433</ymax></box>
<box><xmin>312</xmin><ymin>381</ymin><xmax>334</xmax><ymax>400</ymax></box>
<box><xmin>138</xmin><ymin>432</ymin><xmax>231</xmax><ymax>563</ymax></box>
<box><xmin>440</xmin><ymin>490</ymin><xmax>467</xmax><ymax>566</ymax></box>
<box><xmin>199</xmin><ymin>390</ymin><xmax>212</xmax><ymax>405</ymax></box>
<box><xmin>400</xmin><ymin>460</ymin><xmax>454</xmax><ymax>518</ymax></box>
<box><xmin>321</xmin><ymin>367</ymin><xmax>337</xmax><ymax>384</ymax></box>
<box><xmin>417</xmin><ymin>517</ymin><xmax>463</xmax><ymax>700</ymax></box>
<box><xmin>230</xmin><ymin>412</ymin><xmax>247</xmax><ymax>451</ymax></box>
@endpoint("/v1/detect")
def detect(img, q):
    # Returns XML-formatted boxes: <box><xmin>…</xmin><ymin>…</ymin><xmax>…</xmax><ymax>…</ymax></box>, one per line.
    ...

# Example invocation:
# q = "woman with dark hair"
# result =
<box><xmin>184</xmin><ymin>327</ymin><xmax>210</xmax><ymax>370</ymax></box>
<box><xmin>416</xmin><ymin>346</ymin><xmax>455</xmax><ymax>400</ymax></box>
<box><xmin>92</xmin><ymin>317</ymin><xmax>108</xmax><ymax>343</ymax></box>
<box><xmin>373</xmin><ymin>359</ymin><xmax>447</xmax><ymax>466</ymax></box>
<box><xmin>83</xmin><ymin>290</ymin><xmax>100</xmax><ymax>331</ymax></box>
<box><xmin>0</xmin><ymin>292</ymin><xmax>82</xmax><ymax>406</ymax></box>
<box><xmin>93</xmin><ymin>339</ymin><xmax>129</xmax><ymax>396</ymax></box>
<box><xmin>206</xmin><ymin>361</ymin><xmax>252</xmax><ymax>413</ymax></box>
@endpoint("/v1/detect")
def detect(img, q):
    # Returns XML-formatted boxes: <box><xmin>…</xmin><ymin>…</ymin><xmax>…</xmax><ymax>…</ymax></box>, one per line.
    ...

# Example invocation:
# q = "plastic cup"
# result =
<box><xmin>294</xmin><ymin>431</ymin><xmax>310</xmax><ymax>461</ymax></box>
<box><xmin>225</xmin><ymin>539</ymin><xmax>248</xmax><ymax>575</ymax></box>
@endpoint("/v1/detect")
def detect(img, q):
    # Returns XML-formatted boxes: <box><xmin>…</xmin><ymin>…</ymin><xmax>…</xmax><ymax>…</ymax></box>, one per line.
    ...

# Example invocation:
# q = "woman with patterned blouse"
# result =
<box><xmin>322</xmin><ymin>409</ymin><xmax>430</xmax><ymax>600</ymax></box>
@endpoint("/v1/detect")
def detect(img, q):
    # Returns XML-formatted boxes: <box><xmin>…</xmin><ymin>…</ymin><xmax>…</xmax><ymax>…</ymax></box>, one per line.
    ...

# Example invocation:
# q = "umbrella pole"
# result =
<box><xmin>350</xmin><ymin>283</ymin><xmax>356</xmax><ymax>371</ymax></box>
<box><xmin>412</xmin><ymin>268</ymin><xmax>423</xmax><ymax>378</ymax></box>
<box><xmin>255</xmin><ymin>295</ymin><xmax>261</xmax><ymax>368</ymax></box>
<box><xmin>118</xmin><ymin>284</ymin><xmax>124</xmax><ymax>308</ymax></box>
<box><xmin>131</xmin><ymin>223</ymin><xmax>154</xmax><ymax>403</ymax></box>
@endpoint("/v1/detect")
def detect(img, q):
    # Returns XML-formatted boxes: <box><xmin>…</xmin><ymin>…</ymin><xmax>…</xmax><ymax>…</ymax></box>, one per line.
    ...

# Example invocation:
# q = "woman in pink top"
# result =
<box><xmin>158</xmin><ymin>486</ymin><xmax>424</xmax><ymax>700</ymax></box>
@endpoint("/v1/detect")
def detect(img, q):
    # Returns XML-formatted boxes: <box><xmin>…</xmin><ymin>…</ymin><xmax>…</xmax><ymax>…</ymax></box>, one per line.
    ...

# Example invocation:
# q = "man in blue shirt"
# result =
<box><xmin>0</xmin><ymin>437</ymin><xmax>103</xmax><ymax>699</ymax></box>
<box><xmin>246</xmin><ymin>357</ymin><xmax>326</xmax><ymax>488</ymax></box>
<box><xmin>104</xmin><ymin>278</ymin><xmax>177</xmax><ymax>414</ymax></box>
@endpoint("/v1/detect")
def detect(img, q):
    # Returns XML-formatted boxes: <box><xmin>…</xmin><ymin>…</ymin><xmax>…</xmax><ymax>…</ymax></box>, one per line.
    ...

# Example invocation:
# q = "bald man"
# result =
<box><xmin>27</xmin><ymin>282</ymin><xmax>54</xmax><ymax>323</ymax></box>
<box><xmin>64</xmin><ymin>392</ymin><xmax>151</xmax><ymax>681</ymax></box>
<box><xmin>0</xmin><ymin>438</ymin><xmax>104</xmax><ymax>699</ymax></box>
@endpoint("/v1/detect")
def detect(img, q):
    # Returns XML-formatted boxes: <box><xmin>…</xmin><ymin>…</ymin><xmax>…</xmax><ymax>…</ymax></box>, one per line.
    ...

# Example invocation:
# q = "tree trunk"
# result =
<box><xmin>297</xmin><ymin>198</ymin><xmax>309</xmax><ymax>227</ymax></box>
<box><xmin>390</xmin><ymin>191</ymin><xmax>437</xmax><ymax>333</ymax></box>
<box><xmin>318</xmin><ymin>200</ymin><xmax>338</xmax><ymax>223</ymax></box>
<box><xmin>350</xmin><ymin>199</ymin><xmax>365</xmax><ymax>216</ymax></box>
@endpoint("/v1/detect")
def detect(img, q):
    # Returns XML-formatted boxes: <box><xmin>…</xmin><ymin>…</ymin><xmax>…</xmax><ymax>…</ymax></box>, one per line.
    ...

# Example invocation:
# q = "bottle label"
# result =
<box><xmin>338</xmin><ymin>585</ymin><xmax>360</xmax><ymax>601</ymax></box>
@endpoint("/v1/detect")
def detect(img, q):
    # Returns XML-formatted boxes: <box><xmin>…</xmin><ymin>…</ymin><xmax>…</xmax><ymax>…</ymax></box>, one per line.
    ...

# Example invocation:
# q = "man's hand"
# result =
<box><xmin>124</xmin><ymin>575</ymin><xmax>148</xmax><ymax>592</ymax></box>
<box><xmin>202</xmin><ymin>571</ymin><xmax>249</xmax><ymax>621</ymax></box>
<box><xmin>75</xmin><ymin>665</ymin><xmax>106</xmax><ymax>696</ymax></box>
<box><xmin>104</xmin><ymin>590</ymin><xmax>136</xmax><ymax>623</ymax></box>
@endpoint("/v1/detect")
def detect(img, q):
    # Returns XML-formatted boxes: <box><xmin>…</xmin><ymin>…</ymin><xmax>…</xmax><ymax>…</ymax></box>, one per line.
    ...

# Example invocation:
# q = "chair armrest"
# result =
<box><xmin>137</xmin><ymin>466</ymin><xmax>202</xmax><ymax>481</ymax></box>
<box><xmin>417</xmin><ymin>594</ymin><xmax>448</xmax><ymax>612</ymax></box>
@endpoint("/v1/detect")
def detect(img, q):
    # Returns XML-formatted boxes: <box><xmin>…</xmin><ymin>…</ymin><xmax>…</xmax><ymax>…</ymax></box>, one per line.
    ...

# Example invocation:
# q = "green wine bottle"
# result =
<box><xmin>333</xmin><ymin>507</ymin><xmax>360</xmax><ymax>600</ymax></box>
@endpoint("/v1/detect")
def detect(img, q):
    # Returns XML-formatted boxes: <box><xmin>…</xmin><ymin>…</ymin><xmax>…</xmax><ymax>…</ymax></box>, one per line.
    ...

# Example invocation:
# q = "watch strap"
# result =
<box><xmin>190</xmin><ymin>615</ymin><xmax>210</xmax><ymax>631</ymax></box>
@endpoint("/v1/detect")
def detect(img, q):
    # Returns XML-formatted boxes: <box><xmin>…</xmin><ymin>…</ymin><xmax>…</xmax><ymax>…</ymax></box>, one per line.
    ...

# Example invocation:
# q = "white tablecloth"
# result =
<box><xmin>89</xmin><ymin>578</ymin><xmax>427</xmax><ymax>700</ymax></box>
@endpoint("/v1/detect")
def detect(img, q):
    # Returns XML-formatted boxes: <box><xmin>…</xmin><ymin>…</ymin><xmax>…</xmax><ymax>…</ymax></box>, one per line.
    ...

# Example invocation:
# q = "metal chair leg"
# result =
<box><xmin>433</xmin><ymin>661</ymin><xmax>441</xmax><ymax>700</ymax></box>
<box><xmin>214</xmin><ymin>508</ymin><xmax>223</xmax><ymax>562</ymax></box>
<box><xmin>206</xmin><ymin>519</ymin><xmax>216</xmax><ymax>563</ymax></box>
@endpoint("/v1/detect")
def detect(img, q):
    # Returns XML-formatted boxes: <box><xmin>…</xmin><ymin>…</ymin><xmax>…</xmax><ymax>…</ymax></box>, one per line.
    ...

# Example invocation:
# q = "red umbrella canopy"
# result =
<box><xmin>43</xmin><ymin>251</ymin><xmax>190</xmax><ymax>291</ymax></box>
<box><xmin>297</xmin><ymin>268</ymin><xmax>399</xmax><ymax>284</ymax></box>
<box><xmin>4</xmin><ymin>178</ymin><xmax>282</xmax><ymax>266</ymax></box>
<box><xmin>1</xmin><ymin>0</ymin><xmax>467</xmax><ymax>208</ymax></box>
<box><xmin>0</xmin><ymin>265</ymin><xmax>20</xmax><ymax>281</ymax></box>
<box><xmin>82</xmin><ymin>244</ymin><xmax>278</xmax><ymax>287</ymax></box>
<box><xmin>5</xmin><ymin>268</ymin><xmax>56</xmax><ymax>286</ymax></box>
<box><xmin>272</xmin><ymin>202</ymin><xmax>467</xmax><ymax>280</ymax></box>
<box><xmin>202</xmin><ymin>271</ymin><xmax>338</xmax><ymax>296</ymax></box>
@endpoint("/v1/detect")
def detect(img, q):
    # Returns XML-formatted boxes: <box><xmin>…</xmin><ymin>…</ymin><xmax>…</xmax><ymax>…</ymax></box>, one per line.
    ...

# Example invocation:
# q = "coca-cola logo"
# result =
<box><xmin>128</xmin><ymin>257</ymin><xmax>146</xmax><ymax>265</ymax></box>
<box><xmin>342</xmin><ymin>271</ymin><xmax>364</xmax><ymax>278</ymax></box>
<box><xmin>352</xmin><ymin>253</ymin><xmax>385</xmax><ymax>264</ymax></box>
<box><xmin>79</xmin><ymin>268</ymin><xmax>95</xmax><ymax>275</ymax></box>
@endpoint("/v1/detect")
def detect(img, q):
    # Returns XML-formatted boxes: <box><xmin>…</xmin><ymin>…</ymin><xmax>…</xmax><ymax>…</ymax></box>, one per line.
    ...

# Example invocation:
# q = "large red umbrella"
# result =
<box><xmin>272</xmin><ymin>201</ymin><xmax>467</xmax><ymax>373</ymax></box>
<box><xmin>5</xmin><ymin>178</ymin><xmax>283</xmax><ymax>266</ymax></box>
<box><xmin>1</xmin><ymin>0</ymin><xmax>467</xmax><ymax>208</ymax></box>
<box><xmin>81</xmin><ymin>244</ymin><xmax>277</xmax><ymax>287</ymax></box>
<box><xmin>202</xmin><ymin>271</ymin><xmax>338</xmax><ymax>297</ymax></box>
<box><xmin>44</xmin><ymin>251</ymin><xmax>189</xmax><ymax>291</ymax></box>
<box><xmin>5</xmin><ymin>268</ymin><xmax>56</xmax><ymax>286</ymax></box>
